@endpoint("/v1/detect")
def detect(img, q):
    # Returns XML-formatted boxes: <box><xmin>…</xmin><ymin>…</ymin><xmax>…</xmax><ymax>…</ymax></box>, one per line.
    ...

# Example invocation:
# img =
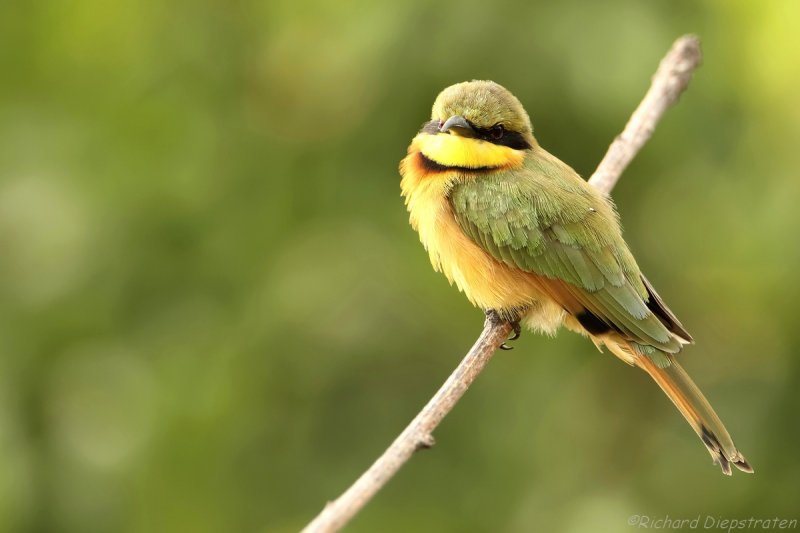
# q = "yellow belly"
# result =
<box><xmin>415</xmin><ymin>193</ymin><xmax>537</xmax><ymax>310</ymax></box>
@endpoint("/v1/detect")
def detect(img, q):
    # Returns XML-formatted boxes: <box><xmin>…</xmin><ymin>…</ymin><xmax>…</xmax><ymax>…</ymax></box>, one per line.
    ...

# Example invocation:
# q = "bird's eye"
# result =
<box><xmin>490</xmin><ymin>124</ymin><xmax>505</xmax><ymax>140</ymax></box>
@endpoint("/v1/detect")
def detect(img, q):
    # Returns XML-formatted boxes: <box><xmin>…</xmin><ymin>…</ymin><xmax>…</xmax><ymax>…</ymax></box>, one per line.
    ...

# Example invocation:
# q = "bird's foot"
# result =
<box><xmin>484</xmin><ymin>308</ymin><xmax>503</xmax><ymax>326</ymax></box>
<box><xmin>485</xmin><ymin>309</ymin><xmax>522</xmax><ymax>350</ymax></box>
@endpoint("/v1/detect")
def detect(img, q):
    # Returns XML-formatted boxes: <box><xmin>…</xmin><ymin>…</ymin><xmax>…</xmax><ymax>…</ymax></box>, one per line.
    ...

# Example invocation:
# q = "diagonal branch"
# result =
<box><xmin>302</xmin><ymin>34</ymin><xmax>702</xmax><ymax>533</ymax></box>
<box><xmin>588</xmin><ymin>34</ymin><xmax>701</xmax><ymax>192</ymax></box>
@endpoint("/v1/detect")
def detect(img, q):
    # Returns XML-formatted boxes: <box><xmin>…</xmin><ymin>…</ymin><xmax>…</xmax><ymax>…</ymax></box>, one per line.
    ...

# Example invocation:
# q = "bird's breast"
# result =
<box><xmin>399</xmin><ymin>149</ymin><xmax>544</xmax><ymax>312</ymax></box>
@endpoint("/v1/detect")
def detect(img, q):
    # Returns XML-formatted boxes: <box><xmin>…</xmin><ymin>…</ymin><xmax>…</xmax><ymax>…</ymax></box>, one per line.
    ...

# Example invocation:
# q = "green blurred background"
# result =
<box><xmin>1</xmin><ymin>0</ymin><xmax>799</xmax><ymax>531</ymax></box>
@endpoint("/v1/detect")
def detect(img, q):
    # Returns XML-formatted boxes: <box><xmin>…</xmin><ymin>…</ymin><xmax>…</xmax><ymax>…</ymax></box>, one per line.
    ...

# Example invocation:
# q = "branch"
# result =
<box><xmin>302</xmin><ymin>34</ymin><xmax>702</xmax><ymax>533</ymax></box>
<box><xmin>588</xmin><ymin>35</ymin><xmax>701</xmax><ymax>191</ymax></box>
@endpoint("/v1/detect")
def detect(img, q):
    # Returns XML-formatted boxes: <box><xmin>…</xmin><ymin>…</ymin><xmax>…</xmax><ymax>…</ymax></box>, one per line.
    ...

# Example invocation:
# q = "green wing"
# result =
<box><xmin>449</xmin><ymin>154</ymin><xmax>691</xmax><ymax>356</ymax></box>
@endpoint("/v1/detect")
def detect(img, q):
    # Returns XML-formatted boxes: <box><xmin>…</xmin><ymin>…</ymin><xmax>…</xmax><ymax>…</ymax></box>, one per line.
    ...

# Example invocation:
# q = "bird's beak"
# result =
<box><xmin>439</xmin><ymin>115</ymin><xmax>476</xmax><ymax>137</ymax></box>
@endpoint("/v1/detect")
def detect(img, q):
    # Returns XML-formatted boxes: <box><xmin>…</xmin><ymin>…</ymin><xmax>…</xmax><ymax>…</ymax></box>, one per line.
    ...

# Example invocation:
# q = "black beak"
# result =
<box><xmin>439</xmin><ymin>115</ymin><xmax>476</xmax><ymax>137</ymax></box>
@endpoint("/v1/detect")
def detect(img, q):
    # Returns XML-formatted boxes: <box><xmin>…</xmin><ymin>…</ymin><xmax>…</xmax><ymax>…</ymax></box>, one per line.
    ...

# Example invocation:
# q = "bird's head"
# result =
<box><xmin>411</xmin><ymin>81</ymin><xmax>536</xmax><ymax>171</ymax></box>
<box><xmin>432</xmin><ymin>80</ymin><xmax>534</xmax><ymax>147</ymax></box>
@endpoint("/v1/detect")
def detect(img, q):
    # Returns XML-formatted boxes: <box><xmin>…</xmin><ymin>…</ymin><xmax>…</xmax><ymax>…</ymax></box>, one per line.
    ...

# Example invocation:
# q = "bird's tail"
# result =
<box><xmin>633</xmin><ymin>350</ymin><xmax>753</xmax><ymax>475</ymax></box>
<box><xmin>604</xmin><ymin>339</ymin><xmax>753</xmax><ymax>475</ymax></box>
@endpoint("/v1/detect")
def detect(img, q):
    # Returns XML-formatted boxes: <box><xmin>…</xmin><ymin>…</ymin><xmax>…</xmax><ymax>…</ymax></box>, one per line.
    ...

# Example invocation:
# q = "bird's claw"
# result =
<box><xmin>501</xmin><ymin>320</ymin><xmax>522</xmax><ymax>350</ymax></box>
<box><xmin>485</xmin><ymin>309</ymin><xmax>522</xmax><ymax>350</ymax></box>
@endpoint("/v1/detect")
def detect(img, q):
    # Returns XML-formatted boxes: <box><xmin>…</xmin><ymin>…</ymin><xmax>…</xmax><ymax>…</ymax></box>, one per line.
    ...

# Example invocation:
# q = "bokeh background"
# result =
<box><xmin>2</xmin><ymin>0</ymin><xmax>799</xmax><ymax>531</ymax></box>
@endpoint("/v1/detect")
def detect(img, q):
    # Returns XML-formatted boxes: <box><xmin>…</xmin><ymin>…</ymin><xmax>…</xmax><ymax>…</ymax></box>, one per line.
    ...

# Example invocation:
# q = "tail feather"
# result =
<box><xmin>602</xmin><ymin>338</ymin><xmax>752</xmax><ymax>475</ymax></box>
<box><xmin>634</xmin><ymin>350</ymin><xmax>753</xmax><ymax>475</ymax></box>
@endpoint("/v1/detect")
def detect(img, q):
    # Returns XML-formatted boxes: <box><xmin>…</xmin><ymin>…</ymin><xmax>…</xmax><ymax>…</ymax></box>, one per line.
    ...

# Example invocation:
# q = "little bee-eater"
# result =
<box><xmin>399</xmin><ymin>80</ymin><xmax>752</xmax><ymax>475</ymax></box>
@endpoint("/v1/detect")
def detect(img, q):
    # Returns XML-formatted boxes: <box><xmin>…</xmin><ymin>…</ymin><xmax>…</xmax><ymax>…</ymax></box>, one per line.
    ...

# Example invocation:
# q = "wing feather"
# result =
<box><xmin>449</xmin><ymin>157</ymin><xmax>689</xmax><ymax>354</ymax></box>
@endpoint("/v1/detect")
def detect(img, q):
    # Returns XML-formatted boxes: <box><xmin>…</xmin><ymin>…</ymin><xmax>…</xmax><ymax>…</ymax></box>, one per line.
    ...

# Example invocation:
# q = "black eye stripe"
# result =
<box><xmin>472</xmin><ymin>122</ymin><xmax>531</xmax><ymax>150</ymax></box>
<box><xmin>417</xmin><ymin>119</ymin><xmax>530</xmax><ymax>150</ymax></box>
<box><xmin>472</xmin><ymin>124</ymin><xmax>502</xmax><ymax>140</ymax></box>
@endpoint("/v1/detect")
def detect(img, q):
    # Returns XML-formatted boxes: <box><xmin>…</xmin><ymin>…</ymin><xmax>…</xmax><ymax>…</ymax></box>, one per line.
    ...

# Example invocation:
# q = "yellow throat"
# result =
<box><xmin>413</xmin><ymin>132</ymin><xmax>526</xmax><ymax>170</ymax></box>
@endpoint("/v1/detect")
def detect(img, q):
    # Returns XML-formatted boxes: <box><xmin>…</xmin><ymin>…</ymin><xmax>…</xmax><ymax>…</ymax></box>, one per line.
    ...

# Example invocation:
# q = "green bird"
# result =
<box><xmin>399</xmin><ymin>80</ymin><xmax>752</xmax><ymax>475</ymax></box>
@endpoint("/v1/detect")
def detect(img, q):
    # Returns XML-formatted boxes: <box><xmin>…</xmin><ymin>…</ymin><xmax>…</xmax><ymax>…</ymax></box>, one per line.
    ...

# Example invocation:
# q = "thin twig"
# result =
<box><xmin>302</xmin><ymin>34</ymin><xmax>702</xmax><ymax>533</ymax></box>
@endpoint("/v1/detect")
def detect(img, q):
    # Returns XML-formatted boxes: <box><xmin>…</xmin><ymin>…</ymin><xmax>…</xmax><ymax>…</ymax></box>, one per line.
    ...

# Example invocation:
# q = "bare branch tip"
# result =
<box><xmin>672</xmin><ymin>34</ymin><xmax>703</xmax><ymax>70</ymax></box>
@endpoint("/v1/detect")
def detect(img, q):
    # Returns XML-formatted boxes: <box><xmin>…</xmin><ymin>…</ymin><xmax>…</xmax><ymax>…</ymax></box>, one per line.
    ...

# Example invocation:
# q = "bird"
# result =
<box><xmin>399</xmin><ymin>80</ymin><xmax>752</xmax><ymax>475</ymax></box>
